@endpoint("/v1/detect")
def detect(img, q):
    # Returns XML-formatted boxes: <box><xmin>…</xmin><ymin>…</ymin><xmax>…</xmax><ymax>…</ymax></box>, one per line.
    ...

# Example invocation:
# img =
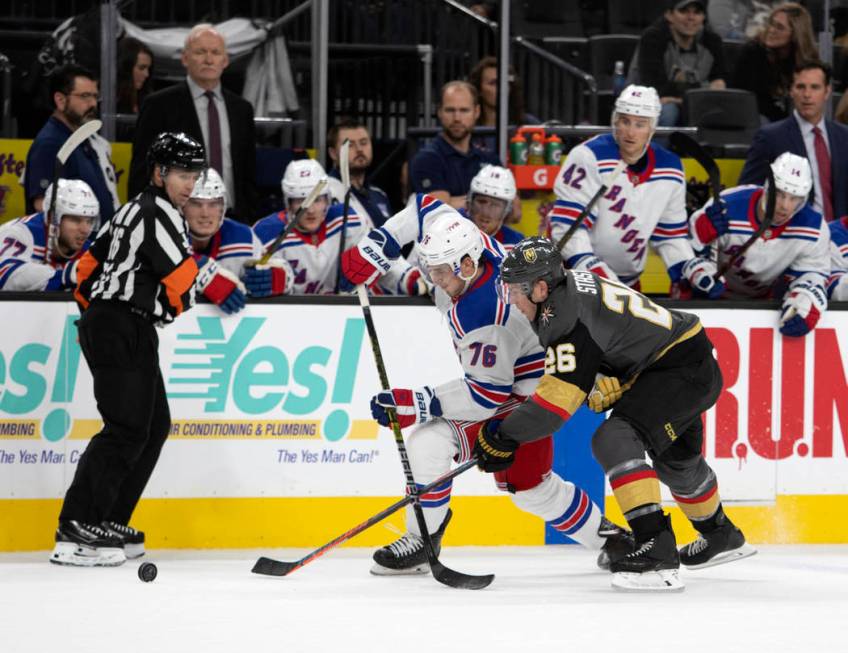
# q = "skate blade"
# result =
<box><xmin>370</xmin><ymin>562</ymin><xmax>429</xmax><ymax>576</ymax></box>
<box><xmin>684</xmin><ymin>543</ymin><xmax>757</xmax><ymax>570</ymax></box>
<box><xmin>124</xmin><ymin>543</ymin><xmax>145</xmax><ymax>559</ymax></box>
<box><xmin>50</xmin><ymin>543</ymin><xmax>127</xmax><ymax>567</ymax></box>
<box><xmin>611</xmin><ymin>569</ymin><xmax>685</xmax><ymax>592</ymax></box>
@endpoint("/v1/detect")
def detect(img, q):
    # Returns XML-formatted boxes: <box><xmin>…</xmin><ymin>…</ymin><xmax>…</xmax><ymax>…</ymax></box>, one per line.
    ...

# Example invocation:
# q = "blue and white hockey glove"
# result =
<box><xmin>370</xmin><ymin>386</ymin><xmax>442</xmax><ymax>429</ymax></box>
<box><xmin>779</xmin><ymin>285</ymin><xmax>826</xmax><ymax>337</ymax></box>
<box><xmin>243</xmin><ymin>259</ymin><xmax>293</xmax><ymax>297</ymax></box>
<box><xmin>683</xmin><ymin>257</ymin><xmax>725</xmax><ymax>299</ymax></box>
<box><xmin>45</xmin><ymin>259</ymin><xmax>79</xmax><ymax>291</ymax></box>
<box><xmin>704</xmin><ymin>198</ymin><xmax>730</xmax><ymax>236</ymax></box>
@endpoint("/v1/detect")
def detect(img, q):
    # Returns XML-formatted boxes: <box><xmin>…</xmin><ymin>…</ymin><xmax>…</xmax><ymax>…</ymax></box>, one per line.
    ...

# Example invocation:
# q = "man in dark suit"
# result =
<box><xmin>739</xmin><ymin>61</ymin><xmax>848</xmax><ymax>222</ymax></box>
<box><xmin>129</xmin><ymin>24</ymin><xmax>257</xmax><ymax>223</ymax></box>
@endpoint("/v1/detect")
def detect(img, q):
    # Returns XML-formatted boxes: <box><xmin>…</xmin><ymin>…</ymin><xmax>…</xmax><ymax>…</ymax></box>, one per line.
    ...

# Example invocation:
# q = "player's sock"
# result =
<box><xmin>101</xmin><ymin>521</ymin><xmax>145</xmax><ymax>559</ymax></box>
<box><xmin>678</xmin><ymin>505</ymin><xmax>757</xmax><ymax>569</ymax></box>
<box><xmin>50</xmin><ymin>520</ymin><xmax>126</xmax><ymax>567</ymax></box>
<box><xmin>406</xmin><ymin>478</ymin><xmax>452</xmax><ymax>535</ymax></box>
<box><xmin>546</xmin><ymin>485</ymin><xmax>603</xmax><ymax>548</ymax></box>
<box><xmin>371</xmin><ymin>509</ymin><xmax>452</xmax><ymax>576</ymax></box>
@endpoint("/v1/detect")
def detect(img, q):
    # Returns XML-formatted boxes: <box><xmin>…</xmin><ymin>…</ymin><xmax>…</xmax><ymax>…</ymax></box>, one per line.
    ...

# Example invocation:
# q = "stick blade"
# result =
<box><xmin>430</xmin><ymin>561</ymin><xmax>495</xmax><ymax>590</ymax></box>
<box><xmin>251</xmin><ymin>556</ymin><xmax>298</xmax><ymax>576</ymax></box>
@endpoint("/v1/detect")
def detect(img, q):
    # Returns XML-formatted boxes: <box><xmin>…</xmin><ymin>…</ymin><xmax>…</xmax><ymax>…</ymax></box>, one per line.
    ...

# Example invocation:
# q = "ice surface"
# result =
<box><xmin>2</xmin><ymin>545</ymin><xmax>845</xmax><ymax>653</ymax></box>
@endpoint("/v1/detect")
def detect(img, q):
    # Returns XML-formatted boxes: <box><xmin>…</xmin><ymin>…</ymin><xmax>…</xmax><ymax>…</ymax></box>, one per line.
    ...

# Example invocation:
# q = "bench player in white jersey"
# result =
<box><xmin>826</xmin><ymin>216</ymin><xmax>848</xmax><ymax>300</ymax></box>
<box><xmin>346</xmin><ymin>209</ymin><xmax>631</xmax><ymax>574</ymax></box>
<box><xmin>550</xmin><ymin>84</ymin><xmax>721</xmax><ymax>298</ymax></box>
<box><xmin>464</xmin><ymin>164</ymin><xmax>525</xmax><ymax>251</ymax></box>
<box><xmin>690</xmin><ymin>153</ymin><xmax>831</xmax><ymax>337</ymax></box>
<box><xmin>253</xmin><ymin>159</ymin><xmax>423</xmax><ymax>295</ymax></box>
<box><xmin>0</xmin><ymin>179</ymin><xmax>97</xmax><ymax>291</ymax></box>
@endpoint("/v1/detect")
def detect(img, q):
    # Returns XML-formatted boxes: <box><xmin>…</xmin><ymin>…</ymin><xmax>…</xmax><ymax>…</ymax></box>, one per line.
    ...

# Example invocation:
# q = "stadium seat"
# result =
<box><xmin>541</xmin><ymin>37</ymin><xmax>590</xmax><ymax>73</ymax></box>
<box><xmin>607</xmin><ymin>0</ymin><xmax>665</xmax><ymax>34</ymax></box>
<box><xmin>588</xmin><ymin>34</ymin><xmax>640</xmax><ymax>92</ymax></box>
<box><xmin>512</xmin><ymin>0</ymin><xmax>583</xmax><ymax>38</ymax></box>
<box><xmin>722</xmin><ymin>39</ymin><xmax>746</xmax><ymax>78</ymax></box>
<box><xmin>682</xmin><ymin>88</ymin><xmax>760</xmax><ymax>158</ymax></box>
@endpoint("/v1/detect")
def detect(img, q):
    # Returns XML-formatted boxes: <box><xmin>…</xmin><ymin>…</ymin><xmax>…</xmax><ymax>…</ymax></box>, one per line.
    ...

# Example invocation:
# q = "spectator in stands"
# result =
<box><xmin>326</xmin><ymin>118</ymin><xmax>392</xmax><ymax>228</ymax></box>
<box><xmin>24</xmin><ymin>64</ymin><xmax>120</xmax><ymax>223</ymax></box>
<box><xmin>730</xmin><ymin>3</ymin><xmax>818</xmax><ymax>122</ymax></box>
<box><xmin>468</xmin><ymin>56</ymin><xmax>539</xmax><ymax>143</ymax></box>
<box><xmin>116</xmin><ymin>37</ymin><xmax>154</xmax><ymax>115</ymax></box>
<box><xmin>409</xmin><ymin>81</ymin><xmax>501</xmax><ymax>210</ymax></box>
<box><xmin>628</xmin><ymin>0</ymin><xmax>727</xmax><ymax>127</ymax></box>
<box><xmin>708</xmin><ymin>0</ymin><xmax>756</xmax><ymax>39</ymax></box>
<box><xmin>130</xmin><ymin>23</ymin><xmax>258</xmax><ymax>222</ymax></box>
<box><xmin>739</xmin><ymin>61</ymin><xmax>848</xmax><ymax>222</ymax></box>
<box><xmin>835</xmin><ymin>92</ymin><xmax>848</xmax><ymax>125</ymax></box>
<box><xmin>0</xmin><ymin>179</ymin><xmax>98</xmax><ymax>291</ymax></box>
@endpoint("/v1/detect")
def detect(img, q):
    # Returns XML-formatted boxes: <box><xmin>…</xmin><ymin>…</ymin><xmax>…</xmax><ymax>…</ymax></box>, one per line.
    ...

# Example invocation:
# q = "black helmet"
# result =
<box><xmin>148</xmin><ymin>132</ymin><xmax>206</xmax><ymax>172</ymax></box>
<box><xmin>500</xmin><ymin>236</ymin><xmax>564</xmax><ymax>295</ymax></box>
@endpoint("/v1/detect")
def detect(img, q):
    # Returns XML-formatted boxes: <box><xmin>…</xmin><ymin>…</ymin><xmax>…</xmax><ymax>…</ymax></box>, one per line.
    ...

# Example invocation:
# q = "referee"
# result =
<box><xmin>50</xmin><ymin>132</ymin><xmax>206</xmax><ymax>567</ymax></box>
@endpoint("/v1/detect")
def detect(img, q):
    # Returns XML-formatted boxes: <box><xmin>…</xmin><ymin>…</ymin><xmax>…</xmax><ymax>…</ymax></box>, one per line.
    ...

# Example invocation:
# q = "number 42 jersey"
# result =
<box><xmin>500</xmin><ymin>270</ymin><xmax>702</xmax><ymax>443</ymax></box>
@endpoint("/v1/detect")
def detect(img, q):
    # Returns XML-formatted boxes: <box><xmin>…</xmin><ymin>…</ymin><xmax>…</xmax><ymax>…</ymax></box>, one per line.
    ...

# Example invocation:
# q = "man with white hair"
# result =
<box><xmin>690</xmin><ymin>152</ymin><xmax>831</xmax><ymax>337</ymax></box>
<box><xmin>550</xmin><ymin>84</ymin><xmax>721</xmax><ymax>298</ymax></box>
<box><xmin>129</xmin><ymin>23</ymin><xmax>258</xmax><ymax>221</ymax></box>
<box><xmin>0</xmin><ymin>178</ymin><xmax>98</xmax><ymax>291</ymax></box>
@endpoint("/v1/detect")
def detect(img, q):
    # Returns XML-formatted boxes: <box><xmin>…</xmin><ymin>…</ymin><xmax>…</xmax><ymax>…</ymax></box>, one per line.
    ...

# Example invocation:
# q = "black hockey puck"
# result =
<box><xmin>138</xmin><ymin>562</ymin><xmax>158</xmax><ymax>582</ymax></box>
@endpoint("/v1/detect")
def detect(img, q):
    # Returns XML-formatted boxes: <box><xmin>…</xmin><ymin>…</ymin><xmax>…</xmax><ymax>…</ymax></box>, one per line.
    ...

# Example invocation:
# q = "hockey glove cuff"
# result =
<box><xmin>703</xmin><ymin>198</ymin><xmax>730</xmax><ymax>237</ymax></box>
<box><xmin>46</xmin><ymin>259</ymin><xmax>79</xmax><ymax>291</ymax></box>
<box><xmin>243</xmin><ymin>258</ymin><xmax>294</xmax><ymax>297</ymax></box>
<box><xmin>587</xmin><ymin>375</ymin><xmax>623</xmax><ymax>413</ymax></box>
<box><xmin>370</xmin><ymin>386</ymin><xmax>443</xmax><ymax>429</ymax></box>
<box><xmin>473</xmin><ymin>419</ymin><xmax>518</xmax><ymax>473</ymax></box>
<box><xmin>683</xmin><ymin>257</ymin><xmax>725</xmax><ymax>299</ymax></box>
<box><xmin>779</xmin><ymin>285</ymin><xmax>826</xmax><ymax>337</ymax></box>
<box><xmin>195</xmin><ymin>255</ymin><xmax>247</xmax><ymax>315</ymax></box>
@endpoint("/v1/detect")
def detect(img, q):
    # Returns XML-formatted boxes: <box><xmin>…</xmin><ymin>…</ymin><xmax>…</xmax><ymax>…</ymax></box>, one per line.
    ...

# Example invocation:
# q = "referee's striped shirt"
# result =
<box><xmin>75</xmin><ymin>185</ymin><xmax>198</xmax><ymax>324</ymax></box>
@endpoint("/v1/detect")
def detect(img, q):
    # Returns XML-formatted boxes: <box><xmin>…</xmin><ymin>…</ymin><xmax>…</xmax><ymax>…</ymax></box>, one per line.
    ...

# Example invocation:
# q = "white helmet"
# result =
<box><xmin>613</xmin><ymin>84</ymin><xmax>661</xmax><ymax>125</ymax></box>
<box><xmin>771</xmin><ymin>152</ymin><xmax>813</xmax><ymax>198</ymax></box>
<box><xmin>470</xmin><ymin>165</ymin><xmax>517</xmax><ymax>202</ymax></box>
<box><xmin>190</xmin><ymin>168</ymin><xmax>228</xmax><ymax>208</ymax></box>
<box><xmin>282</xmin><ymin>159</ymin><xmax>329</xmax><ymax>201</ymax></box>
<box><xmin>43</xmin><ymin>179</ymin><xmax>100</xmax><ymax>226</ymax></box>
<box><xmin>418</xmin><ymin>212</ymin><xmax>484</xmax><ymax>280</ymax></box>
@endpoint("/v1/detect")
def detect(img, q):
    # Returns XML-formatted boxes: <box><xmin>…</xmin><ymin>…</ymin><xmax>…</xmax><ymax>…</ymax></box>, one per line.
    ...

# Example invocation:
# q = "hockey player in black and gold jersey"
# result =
<box><xmin>475</xmin><ymin>237</ymin><xmax>756</xmax><ymax>592</ymax></box>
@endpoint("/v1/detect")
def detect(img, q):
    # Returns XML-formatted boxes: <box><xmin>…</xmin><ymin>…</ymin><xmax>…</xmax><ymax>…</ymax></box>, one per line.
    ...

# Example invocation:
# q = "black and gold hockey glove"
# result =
<box><xmin>473</xmin><ymin>419</ymin><xmax>519</xmax><ymax>473</ymax></box>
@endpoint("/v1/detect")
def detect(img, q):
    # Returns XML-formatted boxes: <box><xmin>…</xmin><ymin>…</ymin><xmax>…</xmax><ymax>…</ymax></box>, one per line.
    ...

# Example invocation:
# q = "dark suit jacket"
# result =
<box><xmin>129</xmin><ymin>81</ymin><xmax>258</xmax><ymax>222</ymax></box>
<box><xmin>738</xmin><ymin>114</ymin><xmax>848</xmax><ymax>220</ymax></box>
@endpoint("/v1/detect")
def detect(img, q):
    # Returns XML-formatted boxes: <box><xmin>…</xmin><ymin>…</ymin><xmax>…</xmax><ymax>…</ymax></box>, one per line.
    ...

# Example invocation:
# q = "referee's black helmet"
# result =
<box><xmin>149</xmin><ymin>132</ymin><xmax>206</xmax><ymax>173</ymax></box>
<box><xmin>500</xmin><ymin>236</ymin><xmax>564</xmax><ymax>296</ymax></box>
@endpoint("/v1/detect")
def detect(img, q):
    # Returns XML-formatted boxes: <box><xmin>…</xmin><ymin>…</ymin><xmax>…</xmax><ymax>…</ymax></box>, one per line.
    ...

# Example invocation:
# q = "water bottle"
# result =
<box><xmin>528</xmin><ymin>133</ymin><xmax>545</xmax><ymax>166</ymax></box>
<box><xmin>613</xmin><ymin>60</ymin><xmax>626</xmax><ymax>98</ymax></box>
<box><xmin>544</xmin><ymin>134</ymin><xmax>564</xmax><ymax>165</ymax></box>
<box><xmin>509</xmin><ymin>133</ymin><xmax>528</xmax><ymax>165</ymax></box>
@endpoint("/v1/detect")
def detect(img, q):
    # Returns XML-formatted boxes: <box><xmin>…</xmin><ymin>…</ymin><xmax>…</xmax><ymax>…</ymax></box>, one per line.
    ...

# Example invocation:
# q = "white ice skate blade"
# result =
<box><xmin>611</xmin><ymin>569</ymin><xmax>685</xmax><ymax>592</ymax></box>
<box><xmin>50</xmin><ymin>542</ymin><xmax>126</xmax><ymax>567</ymax></box>
<box><xmin>683</xmin><ymin>543</ymin><xmax>757</xmax><ymax>570</ymax></box>
<box><xmin>124</xmin><ymin>543</ymin><xmax>145</xmax><ymax>559</ymax></box>
<box><xmin>369</xmin><ymin>563</ymin><xmax>429</xmax><ymax>576</ymax></box>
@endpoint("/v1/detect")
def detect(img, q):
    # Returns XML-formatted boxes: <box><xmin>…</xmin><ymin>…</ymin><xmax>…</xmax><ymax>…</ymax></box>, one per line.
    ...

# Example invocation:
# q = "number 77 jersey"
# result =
<box><xmin>519</xmin><ymin>270</ymin><xmax>703</xmax><ymax>434</ymax></box>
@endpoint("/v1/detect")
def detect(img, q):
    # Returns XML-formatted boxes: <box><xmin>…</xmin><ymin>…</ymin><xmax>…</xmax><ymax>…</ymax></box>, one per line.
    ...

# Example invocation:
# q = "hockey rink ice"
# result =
<box><xmin>2</xmin><ymin>544</ymin><xmax>845</xmax><ymax>653</ymax></box>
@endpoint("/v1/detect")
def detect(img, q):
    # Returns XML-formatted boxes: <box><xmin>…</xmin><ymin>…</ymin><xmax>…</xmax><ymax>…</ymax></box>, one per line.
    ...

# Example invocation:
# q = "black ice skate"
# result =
<box><xmin>679</xmin><ymin>517</ymin><xmax>757</xmax><ymax>570</ymax></box>
<box><xmin>102</xmin><ymin>521</ymin><xmax>146</xmax><ymax>559</ymax></box>
<box><xmin>610</xmin><ymin>517</ymin><xmax>683</xmax><ymax>592</ymax></box>
<box><xmin>371</xmin><ymin>509</ymin><xmax>452</xmax><ymax>576</ymax></box>
<box><xmin>50</xmin><ymin>521</ymin><xmax>126</xmax><ymax>567</ymax></box>
<box><xmin>596</xmin><ymin>516</ymin><xmax>635</xmax><ymax>570</ymax></box>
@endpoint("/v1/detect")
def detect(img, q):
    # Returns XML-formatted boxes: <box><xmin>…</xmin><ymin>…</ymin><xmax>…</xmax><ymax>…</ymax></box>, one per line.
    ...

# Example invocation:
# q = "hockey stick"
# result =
<box><xmin>46</xmin><ymin>119</ymin><xmax>102</xmax><ymax>265</ymax></box>
<box><xmin>554</xmin><ymin>158</ymin><xmax>628</xmax><ymax>252</ymax></box>
<box><xmin>256</xmin><ymin>177</ymin><xmax>329</xmax><ymax>265</ymax></box>
<box><xmin>355</xmin><ymin>284</ymin><xmax>494</xmax><ymax>589</ymax></box>
<box><xmin>251</xmin><ymin>459</ymin><xmax>478</xmax><ymax>577</ymax></box>
<box><xmin>714</xmin><ymin>164</ymin><xmax>776</xmax><ymax>281</ymax></box>
<box><xmin>669</xmin><ymin>132</ymin><xmax>721</xmax><ymax>205</ymax></box>
<box><xmin>334</xmin><ymin>138</ymin><xmax>352</xmax><ymax>293</ymax></box>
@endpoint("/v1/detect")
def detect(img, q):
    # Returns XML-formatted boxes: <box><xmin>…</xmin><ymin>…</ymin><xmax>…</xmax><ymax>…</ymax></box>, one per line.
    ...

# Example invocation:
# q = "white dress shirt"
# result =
<box><xmin>187</xmin><ymin>76</ymin><xmax>235</xmax><ymax>207</ymax></box>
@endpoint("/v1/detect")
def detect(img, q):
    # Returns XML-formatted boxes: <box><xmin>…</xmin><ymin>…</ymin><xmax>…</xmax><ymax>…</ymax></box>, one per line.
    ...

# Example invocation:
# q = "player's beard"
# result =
<box><xmin>63</xmin><ymin>105</ymin><xmax>98</xmax><ymax>130</ymax></box>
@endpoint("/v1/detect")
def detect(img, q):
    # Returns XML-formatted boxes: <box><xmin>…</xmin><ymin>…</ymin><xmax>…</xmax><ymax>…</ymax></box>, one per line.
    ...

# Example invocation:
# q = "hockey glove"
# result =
<box><xmin>341</xmin><ymin>228</ymin><xmax>402</xmax><ymax>287</ymax></box>
<box><xmin>399</xmin><ymin>266</ymin><xmax>430</xmax><ymax>296</ymax></box>
<box><xmin>45</xmin><ymin>259</ymin><xmax>79</xmax><ymax>291</ymax></box>
<box><xmin>704</xmin><ymin>198</ymin><xmax>730</xmax><ymax>236</ymax></box>
<box><xmin>779</xmin><ymin>285</ymin><xmax>826</xmax><ymax>337</ymax></box>
<box><xmin>572</xmin><ymin>254</ymin><xmax>619</xmax><ymax>282</ymax></box>
<box><xmin>587</xmin><ymin>375</ymin><xmax>623</xmax><ymax>413</ymax></box>
<box><xmin>473</xmin><ymin>419</ymin><xmax>519</xmax><ymax>473</ymax></box>
<box><xmin>243</xmin><ymin>258</ymin><xmax>293</xmax><ymax>297</ymax></box>
<box><xmin>195</xmin><ymin>255</ymin><xmax>247</xmax><ymax>315</ymax></box>
<box><xmin>682</xmin><ymin>257</ymin><xmax>725</xmax><ymax>299</ymax></box>
<box><xmin>370</xmin><ymin>386</ymin><xmax>442</xmax><ymax>429</ymax></box>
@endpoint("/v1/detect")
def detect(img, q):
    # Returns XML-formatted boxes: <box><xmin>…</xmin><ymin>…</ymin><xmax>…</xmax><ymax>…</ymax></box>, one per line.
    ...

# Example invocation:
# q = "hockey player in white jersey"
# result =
<box><xmin>690</xmin><ymin>153</ymin><xmax>831</xmax><ymax>337</ymax></box>
<box><xmin>826</xmin><ymin>216</ymin><xmax>848</xmax><ymax>300</ymax></box>
<box><xmin>465</xmin><ymin>165</ymin><xmax>525</xmax><ymax>251</ymax></box>
<box><xmin>0</xmin><ymin>179</ymin><xmax>97</xmax><ymax>291</ymax></box>
<box><xmin>358</xmin><ymin>212</ymin><xmax>631</xmax><ymax>575</ymax></box>
<box><xmin>550</xmin><ymin>84</ymin><xmax>721</xmax><ymax>298</ymax></box>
